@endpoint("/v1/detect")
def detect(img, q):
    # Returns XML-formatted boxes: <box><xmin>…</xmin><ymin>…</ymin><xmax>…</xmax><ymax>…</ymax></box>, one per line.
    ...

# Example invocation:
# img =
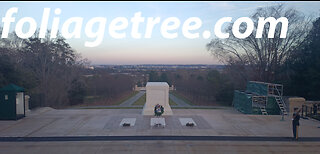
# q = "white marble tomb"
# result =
<box><xmin>142</xmin><ymin>82</ymin><xmax>173</xmax><ymax>115</ymax></box>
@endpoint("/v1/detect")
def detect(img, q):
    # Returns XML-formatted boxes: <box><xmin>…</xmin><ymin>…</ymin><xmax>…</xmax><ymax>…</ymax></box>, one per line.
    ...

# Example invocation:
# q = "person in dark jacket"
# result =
<box><xmin>313</xmin><ymin>104</ymin><xmax>318</xmax><ymax>116</ymax></box>
<box><xmin>292</xmin><ymin>107</ymin><xmax>301</xmax><ymax>140</ymax></box>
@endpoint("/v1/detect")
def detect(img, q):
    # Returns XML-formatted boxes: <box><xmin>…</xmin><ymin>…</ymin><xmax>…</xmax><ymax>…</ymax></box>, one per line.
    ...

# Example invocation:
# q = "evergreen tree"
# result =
<box><xmin>288</xmin><ymin>17</ymin><xmax>320</xmax><ymax>100</ymax></box>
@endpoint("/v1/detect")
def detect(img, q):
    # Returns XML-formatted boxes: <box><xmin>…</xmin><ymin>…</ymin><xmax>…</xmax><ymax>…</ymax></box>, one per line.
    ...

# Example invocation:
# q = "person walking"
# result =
<box><xmin>292</xmin><ymin>107</ymin><xmax>301</xmax><ymax>140</ymax></box>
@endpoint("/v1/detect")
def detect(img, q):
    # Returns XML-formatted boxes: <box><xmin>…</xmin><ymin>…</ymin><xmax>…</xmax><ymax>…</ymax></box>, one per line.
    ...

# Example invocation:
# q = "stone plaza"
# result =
<box><xmin>0</xmin><ymin>107</ymin><xmax>320</xmax><ymax>137</ymax></box>
<box><xmin>0</xmin><ymin>107</ymin><xmax>320</xmax><ymax>153</ymax></box>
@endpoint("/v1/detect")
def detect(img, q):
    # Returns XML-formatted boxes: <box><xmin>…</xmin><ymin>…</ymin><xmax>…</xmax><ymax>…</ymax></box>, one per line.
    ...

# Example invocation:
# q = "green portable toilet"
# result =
<box><xmin>0</xmin><ymin>84</ymin><xmax>25</xmax><ymax>120</ymax></box>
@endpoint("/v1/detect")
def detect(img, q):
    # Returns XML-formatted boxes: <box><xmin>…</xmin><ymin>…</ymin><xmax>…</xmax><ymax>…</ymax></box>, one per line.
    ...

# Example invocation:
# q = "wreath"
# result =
<box><xmin>154</xmin><ymin>104</ymin><xmax>164</xmax><ymax>116</ymax></box>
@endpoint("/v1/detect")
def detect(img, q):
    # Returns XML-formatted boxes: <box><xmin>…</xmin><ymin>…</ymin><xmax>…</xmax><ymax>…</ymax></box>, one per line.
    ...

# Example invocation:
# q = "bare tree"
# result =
<box><xmin>207</xmin><ymin>4</ymin><xmax>312</xmax><ymax>83</ymax></box>
<box><xmin>20</xmin><ymin>31</ymin><xmax>86</xmax><ymax>107</ymax></box>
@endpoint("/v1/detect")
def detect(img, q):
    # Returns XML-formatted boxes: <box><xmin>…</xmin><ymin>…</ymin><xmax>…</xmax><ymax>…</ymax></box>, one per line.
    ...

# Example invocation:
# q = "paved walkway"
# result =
<box><xmin>79</xmin><ymin>91</ymin><xmax>193</xmax><ymax>108</ymax></box>
<box><xmin>74</xmin><ymin>91</ymin><xmax>222</xmax><ymax>109</ymax></box>
<box><xmin>119</xmin><ymin>91</ymin><xmax>145</xmax><ymax>107</ymax></box>
<box><xmin>1</xmin><ymin>136</ymin><xmax>320</xmax><ymax>142</ymax></box>
<box><xmin>119</xmin><ymin>91</ymin><xmax>192</xmax><ymax>107</ymax></box>
<box><xmin>169</xmin><ymin>93</ymin><xmax>192</xmax><ymax>107</ymax></box>
<box><xmin>1</xmin><ymin>140</ymin><xmax>320</xmax><ymax>154</ymax></box>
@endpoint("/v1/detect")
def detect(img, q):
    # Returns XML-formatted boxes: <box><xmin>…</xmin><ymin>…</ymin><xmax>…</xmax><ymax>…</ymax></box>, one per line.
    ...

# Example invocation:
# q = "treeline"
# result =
<box><xmin>207</xmin><ymin>4</ymin><xmax>320</xmax><ymax>101</ymax></box>
<box><xmin>285</xmin><ymin>16</ymin><xmax>320</xmax><ymax>100</ymax></box>
<box><xmin>84</xmin><ymin>68</ymin><xmax>134</xmax><ymax>105</ymax></box>
<box><xmin>148</xmin><ymin>5</ymin><xmax>320</xmax><ymax>105</ymax></box>
<box><xmin>0</xmin><ymin>31</ymin><xmax>88</xmax><ymax>108</ymax></box>
<box><xmin>147</xmin><ymin>69</ymin><xmax>234</xmax><ymax>106</ymax></box>
<box><xmin>0</xmin><ymin>31</ymin><xmax>134</xmax><ymax>108</ymax></box>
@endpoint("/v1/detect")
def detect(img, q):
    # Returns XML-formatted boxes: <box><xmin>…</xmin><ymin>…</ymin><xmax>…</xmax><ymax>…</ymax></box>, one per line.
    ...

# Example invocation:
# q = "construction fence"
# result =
<box><xmin>233</xmin><ymin>81</ymin><xmax>285</xmax><ymax>115</ymax></box>
<box><xmin>233</xmin><ymin>90</ymin><xmax>281</xmax><ymax>115</ymax></box>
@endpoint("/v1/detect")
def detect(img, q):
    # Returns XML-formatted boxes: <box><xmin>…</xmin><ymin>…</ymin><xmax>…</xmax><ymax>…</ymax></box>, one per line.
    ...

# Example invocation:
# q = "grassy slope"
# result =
<box><xmin>82</xmin><ymin>91</ymin><xmax>139</xmax><ymax>106</ymax></box>
<box><xmin>115</xmin><ymin>91</ymin><xmax>140</xmax><ymax>105</ymax></box>
<box><xmin>132</xmin><ymin>93</ymin><xmax>146</xmax><ymax>106</ymax></box>
<box><xmin>170</xmin><ymin>91</ymin><xmax>193</xmax><ymax>106</ymax></box>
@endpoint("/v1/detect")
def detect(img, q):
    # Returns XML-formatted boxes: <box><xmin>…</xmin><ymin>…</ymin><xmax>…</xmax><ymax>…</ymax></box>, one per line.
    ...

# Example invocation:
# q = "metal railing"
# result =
<box><xmin>274</xmin><ymin>86</ymin><xmax>288</xmax><ymax>115</ymax></box>
<box><xmin>252</xmin><ymin>96</ymin><xmax>267</xmax><ymax>108</ymax></box>
<box><xmin>301</xmin><ymin>104</ymin><xmax>320</xmax><ymax>121</ymax></box>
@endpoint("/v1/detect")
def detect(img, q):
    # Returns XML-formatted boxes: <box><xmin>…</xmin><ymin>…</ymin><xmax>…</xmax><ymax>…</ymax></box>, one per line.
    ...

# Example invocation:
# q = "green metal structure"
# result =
<box><xmin>0</xmin><ymin>84</ymin><xmax>25</xmax><ymax>120</ymax></box>
<box><xmin>233</xmin><ymin>90</ymin><xmax>253</xmax><ymax>114</ymax></box>
<box><xmin>233</xmin><ymin>81</ymin><xmax>286</xmax><ymax>115</ymax></box>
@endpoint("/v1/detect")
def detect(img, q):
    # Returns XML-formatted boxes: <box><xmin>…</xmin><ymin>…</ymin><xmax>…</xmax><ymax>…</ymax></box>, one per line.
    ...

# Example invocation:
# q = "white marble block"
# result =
<box><xmin>179</xmin><ymin>118</ymin><xmax>197</xmax><ymax>126</ymax></box>
<box><xmin>142</xmin><ymin>82</ymin><xmax>173</xmax><ymax>115</ymax></box>
<box><xmin>120</xmin><ymin>118</ymin><xmax>136</xmax><ymax>127</ymax></box>
<box><xmin>150</xmin><ymin>117</ymin><xmax>166</xmax><ymax>127</ymax></box>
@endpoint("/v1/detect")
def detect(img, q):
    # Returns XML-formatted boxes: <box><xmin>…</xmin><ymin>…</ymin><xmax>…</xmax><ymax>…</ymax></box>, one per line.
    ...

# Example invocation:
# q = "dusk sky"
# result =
<box><xmin>0</xmin><ymin>1</ymin><xmax>320</xmax><ymax>65</ymax></box>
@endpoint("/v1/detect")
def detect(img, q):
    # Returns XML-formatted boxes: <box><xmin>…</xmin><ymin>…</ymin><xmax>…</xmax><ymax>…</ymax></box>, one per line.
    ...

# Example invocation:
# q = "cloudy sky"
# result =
<box><xmin>0</xmin><ymin>1</ymin><xmax>319</xmax><ymax>65</ymax></box>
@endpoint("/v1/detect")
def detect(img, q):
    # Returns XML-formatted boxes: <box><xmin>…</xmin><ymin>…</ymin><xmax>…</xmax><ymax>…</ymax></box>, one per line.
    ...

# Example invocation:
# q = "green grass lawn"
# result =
<box><xmin>132</xmin><ymin>93</ymin><xmax>178</xmax><ymax>106</ymax></box>
<box><xmin>170</xmin><ymin>91</ymin><xmax>193</xmax><ymax>106</ymax></box>
<box><xmin>83</xmin><ymin>95</ymin><xmax>102</xmax><ymax>103</ymax></box>
<box><xmin>132</xmin><ymin>93</ymin><xmax>146</xmax><ymax>106</ymax></box>
<box><xmin>83</xmin><ymin>91</ymin><xmax>139</xmax><ymax>106</ymax></box>
<box><xmin>169</xmin><ymin>98</ymin><xmax>178</xmax><ymax>106</ymax></box>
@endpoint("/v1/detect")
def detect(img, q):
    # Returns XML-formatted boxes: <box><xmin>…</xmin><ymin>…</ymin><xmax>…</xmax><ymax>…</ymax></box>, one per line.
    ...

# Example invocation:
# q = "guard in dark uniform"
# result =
<box><xmin>292</xmin><ymin>108</ymin><xmax>301</xmax><ymax>140</ymax></box>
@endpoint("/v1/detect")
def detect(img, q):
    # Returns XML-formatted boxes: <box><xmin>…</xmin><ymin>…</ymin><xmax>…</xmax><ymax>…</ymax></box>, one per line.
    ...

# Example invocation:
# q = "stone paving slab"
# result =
<box><xmin>1</xmin><ymin>107</ymin><xmax>320</xmax><ymax>153</ymax></box>
<box><xmin>151</xmin><ymin>118</ymin><xmax>166</xmax><ymax>127</ymax></box>
<box><xmin>0</xmin><ymin>108</ymin><xmax>320</xmax><ymax>138</ymax></box>
<box><xmin>1</xmin><ymin>136</ymin><xmax>320</xmax><ymax>142</ymax></box>
<box><xmin>0</xmin><ymin>141</ymin><xmax>320</xmax><ymax>154</ymax></box>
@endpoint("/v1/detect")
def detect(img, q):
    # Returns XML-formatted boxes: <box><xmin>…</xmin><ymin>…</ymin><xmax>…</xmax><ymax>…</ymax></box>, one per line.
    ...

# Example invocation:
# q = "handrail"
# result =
<box><xmin>273</xmin><ymin>86</ymin><xmax>288</xmax><ymax>115</ymax></box>
<box><xmin>274</xmin><ymin>86</ymin><xmax>281</xmax><ymax>96</ymax></box>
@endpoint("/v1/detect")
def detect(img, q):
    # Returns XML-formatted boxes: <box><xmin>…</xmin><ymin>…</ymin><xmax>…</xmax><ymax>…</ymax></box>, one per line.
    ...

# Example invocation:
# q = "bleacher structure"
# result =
<box><xmin>233</xmin><ymin>81</ymin><xmax>288</xmax><ymax>115</ymax></box>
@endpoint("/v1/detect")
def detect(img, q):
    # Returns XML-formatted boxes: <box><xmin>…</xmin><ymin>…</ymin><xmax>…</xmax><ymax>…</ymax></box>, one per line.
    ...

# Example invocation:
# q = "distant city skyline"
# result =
<box><xmin>0</xmin><ymin>1</ymin><xmax>320</xmax><ymax>65</ymax></box>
